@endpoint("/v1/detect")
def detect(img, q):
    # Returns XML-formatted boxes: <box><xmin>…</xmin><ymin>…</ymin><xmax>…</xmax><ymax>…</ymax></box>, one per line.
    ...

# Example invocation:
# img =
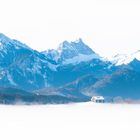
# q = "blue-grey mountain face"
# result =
<box><xmin>85</xmin><ymin>69</ymin><xmax>140</xmax><ymax>100</ymax></box>
<box><xmin>128</xmin><ymin>58</ymin><xmax>140</xmax><ymax>73</ymax></box>
<box><xmin>0</xmin><ymin>33</ymin><xmax>140</xmax><ymax>103</ymax></box>
<box><xmin>0</xmin><ymin>33</ymin><xmax>57</xmax><ymax>90</ymax></box>
<box><xmin>35</xmin><ymin>74</ymin><xmax>98</xmax><ymax>99</ymax></box>
<box><xmin>52</xmin><ymin>59</ymin><xmax>114</xmax><ymax>86</ymax></box>
<box><xmin>42</xmin><ymin>39</ymin><xmax>114</xmax><ymax>86</ymax></box>
<box><xmin>0</xmin><ymin>34</ymin><xmax>108</xmax><ymax>91</ymax></box>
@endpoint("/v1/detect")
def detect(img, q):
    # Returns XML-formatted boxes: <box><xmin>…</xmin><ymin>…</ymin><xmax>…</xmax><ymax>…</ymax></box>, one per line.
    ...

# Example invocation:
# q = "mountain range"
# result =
<box><xmin>0</xmin><ymin>33</ymin><xmax>140</xmax><ymax>104</ymax></box>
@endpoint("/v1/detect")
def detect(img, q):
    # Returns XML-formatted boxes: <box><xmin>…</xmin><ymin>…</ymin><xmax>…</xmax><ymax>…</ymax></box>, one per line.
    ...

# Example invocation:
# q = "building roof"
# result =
<box><xmin>92</xmin><ymin>96</ymin><xmax>104</xmax><ymax>100</ymax></box>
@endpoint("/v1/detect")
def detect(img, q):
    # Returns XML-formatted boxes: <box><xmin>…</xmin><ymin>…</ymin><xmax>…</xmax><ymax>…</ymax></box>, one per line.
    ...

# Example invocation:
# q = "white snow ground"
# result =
<box><xmin>0</xmin><ymin>102</ymin><xmax>140</xmax><ymax>140</ymax></box>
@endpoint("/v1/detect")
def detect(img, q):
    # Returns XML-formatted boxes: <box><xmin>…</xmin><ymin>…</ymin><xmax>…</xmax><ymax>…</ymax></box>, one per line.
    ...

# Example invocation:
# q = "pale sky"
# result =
<box><xmin>0</xmin><ymin>0</ymin><xmax>140</xmax><ymax>57</ymax></box>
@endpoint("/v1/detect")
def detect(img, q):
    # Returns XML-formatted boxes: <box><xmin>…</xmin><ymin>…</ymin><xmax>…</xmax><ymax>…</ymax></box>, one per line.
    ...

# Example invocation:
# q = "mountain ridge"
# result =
<box><xmin>42</xmin><ymin>38</ymin><xmax>101</xmax><ymax>65</ymax></box>
<box><xmin>0</xmin><ymin>33</ymin><xmax>140</xmax><ymax>103</ymax></box>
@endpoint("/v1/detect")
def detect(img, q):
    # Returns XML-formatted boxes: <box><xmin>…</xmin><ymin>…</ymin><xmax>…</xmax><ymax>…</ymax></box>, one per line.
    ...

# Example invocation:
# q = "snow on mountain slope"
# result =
<box><xmin>1</xmin><ymin>32</ymin><xmax>140</xmax><ymax>97</ymax></box>
<box><xmin>62</xmin><ymin>54</ymin><xmax>100</xmax><ymax>65</ymax></box>
<box><xmin>42</xmin><ymin>38</ymin><xmax>101</xmax><ymax>65</ymax></box>
<box><xmin>0</xmin><ymin>33</ymin><xmax>57</xmax><ymax>71</ymax></box>
<box><xmin>0</xmin><ymin>34</ymin><xmax>110</xmax><ymax>91</ymax></box>
<box><xmin>0</xmin><ymin>33</ymin><xmax>32</xmax><ymax>51</ymax></box>
<box><xmin>110</xmin><ymin>50</ymin><xmax>140</xmax><ymax>65</ymax></box>
<box><xmin>0</xmin><ymin>33</ymin><xmax>58</xmax><ymax>90</ymax></box>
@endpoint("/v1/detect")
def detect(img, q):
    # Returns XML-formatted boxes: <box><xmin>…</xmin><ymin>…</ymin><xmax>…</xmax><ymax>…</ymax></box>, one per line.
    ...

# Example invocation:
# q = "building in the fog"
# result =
<box><xmin>91</xmin><ymin>96</ymin><xmax>105</xmax><ymax>103</ymax></box>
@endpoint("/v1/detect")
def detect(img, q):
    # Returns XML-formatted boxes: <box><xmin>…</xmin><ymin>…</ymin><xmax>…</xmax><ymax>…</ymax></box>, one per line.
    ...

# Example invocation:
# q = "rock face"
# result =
<box><xmin>0</xmin><ymin>34</ymin><xmax>107</xmax><ymax>91</ymax></box>
<box><xmin>0</xmin><ymin>33</ymin><xmax>140</xmax><ymax>103</ymax></box>
<box><xmin>84</xmin><ymin>69</ymin><xmax>140</xmax><ymax>99</ymax></box>
<box><xmin>42</xmin><ymin>38</ymin><xmax>101</xmax><ymax>65</ymax></box>
<box><xmin>0</xmin><ymin>33</ymin><xmax>57</xmax><ymax>90</ymax></box>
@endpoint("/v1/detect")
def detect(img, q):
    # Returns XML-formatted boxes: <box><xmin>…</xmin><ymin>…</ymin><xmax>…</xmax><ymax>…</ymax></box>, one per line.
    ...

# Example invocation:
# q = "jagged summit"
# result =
<box><xmin>58</xmin><ymin>38</ymin><xmax>94</xmax><ymax>55</ymax></box>
<box><xmin>42</xmin><ymin>38</ymin><xmax>100</xmax><ymax>65</ymax></box>
<box><xmin>0</xmin><ymin>33</ymin><xmax>140</xmax><ymax>102</ymax></box>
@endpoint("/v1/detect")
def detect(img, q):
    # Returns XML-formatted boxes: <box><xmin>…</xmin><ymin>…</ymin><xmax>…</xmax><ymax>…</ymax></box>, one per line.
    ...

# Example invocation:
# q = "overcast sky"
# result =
<box><xmin>0</xmin><ymin>0</ymin><xmax>140</xmax><ymax>57</ymax></box>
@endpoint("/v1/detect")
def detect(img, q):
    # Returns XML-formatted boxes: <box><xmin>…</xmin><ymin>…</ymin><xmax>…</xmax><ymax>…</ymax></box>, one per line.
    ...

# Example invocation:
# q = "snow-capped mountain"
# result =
<box><xmin>110</xmin><ymin>50</ymin><xmax>140</xmax><ymax>66</ymax></box>
<box><xmin>41</xmin><ymin>39</ymin><xmax>113</xmax><ymax>87</ymax></box>
<box><xmin>42</xmin><ymin>38</ymin><xmax>101</xmax><ymax>65</ymax></box>
<box><xmin>0</xmin><ymin>33</ymin><xmax>140</xmax><ymax>104</ymax></box>
<box><xmin>0</xmin><ymin>34</ymin><xmax>108</xmax><ymax>91</ymax></box>
<box><xmin>0</xmin><ymin>33</ymin><xmax>57</xmax><ymax>90</ymax></box>
<box><xmin>0</xmin><ymin>33</ymin><xmax>32</xmax><ymax>51</ymax></box>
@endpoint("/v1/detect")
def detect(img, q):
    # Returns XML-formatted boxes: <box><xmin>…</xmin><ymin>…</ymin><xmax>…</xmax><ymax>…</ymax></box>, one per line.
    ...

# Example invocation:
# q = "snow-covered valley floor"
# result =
<box><xmin>0</xmin><ymin>102</ymin><xmax>140</xmax><ymax>140</ymax></box>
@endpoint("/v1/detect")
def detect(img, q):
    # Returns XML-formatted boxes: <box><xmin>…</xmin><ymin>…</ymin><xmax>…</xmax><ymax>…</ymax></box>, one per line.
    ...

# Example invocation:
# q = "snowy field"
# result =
<box><xmin>0</xmin><ymin>102</ymin><xmax>140</xmax><ymax>140</ymax></box>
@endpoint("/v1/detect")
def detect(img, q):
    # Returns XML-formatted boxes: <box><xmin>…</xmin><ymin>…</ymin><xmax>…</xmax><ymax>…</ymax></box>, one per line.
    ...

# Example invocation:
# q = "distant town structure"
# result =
<box><xmin>91</xmin><ymin>96</ymin><xmax>105</xmax><ymax>103</ymax></box>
